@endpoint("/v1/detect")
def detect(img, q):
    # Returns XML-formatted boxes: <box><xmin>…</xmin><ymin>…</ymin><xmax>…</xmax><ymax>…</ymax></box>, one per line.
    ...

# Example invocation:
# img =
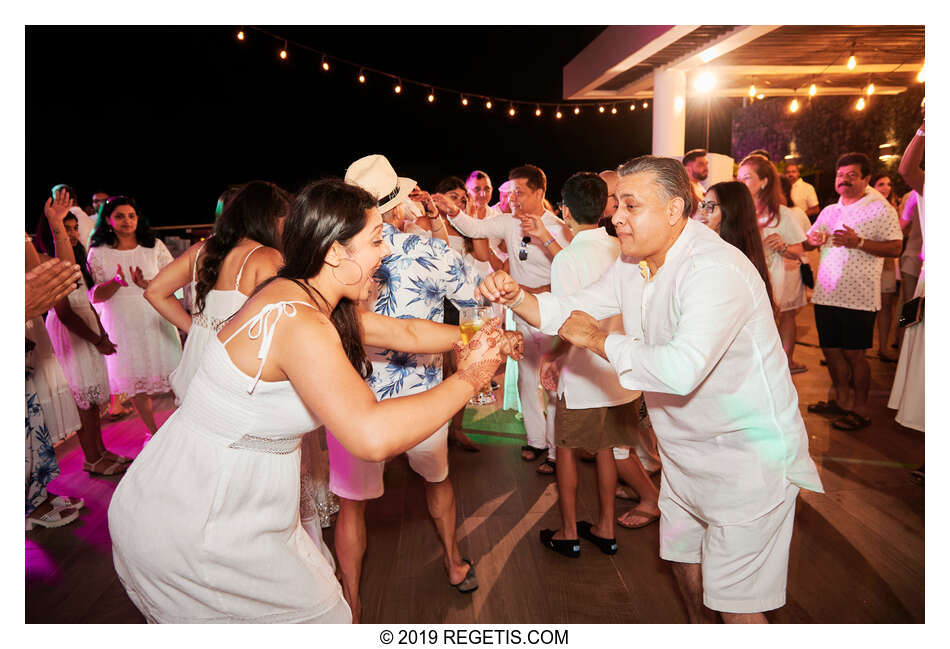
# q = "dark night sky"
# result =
<box><xmin>26</xmin><ymin>25</ymin><xmax>734</xmax><ymax>230</ymax></box>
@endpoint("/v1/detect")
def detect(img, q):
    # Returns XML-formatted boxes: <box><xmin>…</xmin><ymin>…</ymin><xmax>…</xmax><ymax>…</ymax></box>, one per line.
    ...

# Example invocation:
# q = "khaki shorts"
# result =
<box><xmin>554</xmin><ymin>396</ymin><xmax>639</xmax><ymax>452</ymax></box>
<box><xmin>659</xmin><ymin>482</ymin><xmax>800</xmax><ymax>614</ymax></box>
<box><xmin>327</xmin><ymin>422</ymin><xmax>449</xmax><ymax>501</ymax></box>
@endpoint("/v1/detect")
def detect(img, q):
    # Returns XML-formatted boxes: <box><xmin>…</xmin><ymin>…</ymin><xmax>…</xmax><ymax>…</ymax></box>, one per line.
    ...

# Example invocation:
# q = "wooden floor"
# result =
<box><xmin>25</xmin><ymin>304</ymin><xmax>924</xmax><ymax>623</ymax></box>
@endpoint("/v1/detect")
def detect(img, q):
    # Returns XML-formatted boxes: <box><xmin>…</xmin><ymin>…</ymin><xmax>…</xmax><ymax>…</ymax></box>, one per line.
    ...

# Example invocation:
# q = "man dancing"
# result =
<box><xmin>477</xmin><ymin>155</ymin><xmax>822</xmax><ymax>623</ymax></box>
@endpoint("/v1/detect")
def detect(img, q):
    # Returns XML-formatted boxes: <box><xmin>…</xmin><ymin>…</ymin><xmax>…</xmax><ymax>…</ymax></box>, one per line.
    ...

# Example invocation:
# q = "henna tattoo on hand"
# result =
<box><xmin>455</xmin><ymin>360</ymin><xmax>498</xmax><ymax>395</ymax></box>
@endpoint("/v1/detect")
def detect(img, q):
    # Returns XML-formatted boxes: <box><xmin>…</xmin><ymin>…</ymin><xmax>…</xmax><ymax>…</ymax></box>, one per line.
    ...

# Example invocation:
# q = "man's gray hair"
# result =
<box><xmin>617</xmin><ymin>155</ymin><xmax>694</xmax><ymax>218</ymax></box>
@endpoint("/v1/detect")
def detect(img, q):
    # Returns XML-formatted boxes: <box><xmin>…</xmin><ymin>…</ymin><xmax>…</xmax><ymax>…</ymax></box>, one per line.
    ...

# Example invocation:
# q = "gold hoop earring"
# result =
<box><xmin>330</xmin><ymin>258</ymin><xmax>363</xmax><ymax>286</ymax></box>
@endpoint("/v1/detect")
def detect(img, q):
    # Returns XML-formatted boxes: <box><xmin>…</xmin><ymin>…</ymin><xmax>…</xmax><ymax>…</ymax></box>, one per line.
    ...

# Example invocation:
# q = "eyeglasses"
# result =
<box><xmin>698</xmin><ymin>200</ymin><xmax>719</xmax><ymax>212</ymax></box>
<box><xmin>518</xmin><ymin>236</ymin><xmax>529</xmax><ymax>261</ymax></box>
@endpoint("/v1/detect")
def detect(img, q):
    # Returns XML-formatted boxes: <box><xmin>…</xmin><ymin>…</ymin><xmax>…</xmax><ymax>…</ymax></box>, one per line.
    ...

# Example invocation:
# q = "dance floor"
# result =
<box><xmin>25</xmin><ymin>304</ymin><xmax>924</xmax><ymax>623</ymax></box>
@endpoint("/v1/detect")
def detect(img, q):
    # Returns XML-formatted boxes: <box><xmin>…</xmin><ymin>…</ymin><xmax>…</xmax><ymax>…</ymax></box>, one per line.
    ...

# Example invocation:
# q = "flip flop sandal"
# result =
<box><xmin>806</xmin><ymin>400</ymin><xmax>848</xmax><ymax>416</ymax></box>
<box><xmin>832</xmin><ymin>412</ymin><xmax>871</xmax><ymax>431</ymax></box>
<box><xmin>536</xmin><ymin>459</ymin><xmax>556</xmax><ymax>475</ymax></box>
<box><xmin>539</xmin><ymin>529</ymin><xmax>580</xmax><ymax>558</ymax></box>
<box><xmin>521</xmin><ymin>445</ymin><xmax>546</xmax><ymax>461</ymax></box>
<box><xmin>83</xmin><ymin>455</ymin><xmax>128</xmax><ymax>476</ymax></box>
<box><xmin>449</xmin><ymin>558</ymin><xmax>478</xmax><ymax>593</ymax></box>
<box><xmin>616</xmin><ymin>508</ymin><xmax>660</xmax><ymax>530</ymax></box>
<box><xmin>577</xmin><ymin>521</ymin><xmax>618</xmax><ymax>555</ymax></box>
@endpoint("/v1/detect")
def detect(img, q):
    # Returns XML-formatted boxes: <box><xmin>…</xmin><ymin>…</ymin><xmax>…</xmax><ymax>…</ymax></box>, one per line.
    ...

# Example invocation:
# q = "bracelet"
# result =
<box><xmin>543</xmin><ymin>237</ymin><xmax>556</xmax><ymax>247</ymax></box>
<box><xmin>508</xmin><ymin>288</ymin><xmax>527</xmax><ymax>309</ymax></box>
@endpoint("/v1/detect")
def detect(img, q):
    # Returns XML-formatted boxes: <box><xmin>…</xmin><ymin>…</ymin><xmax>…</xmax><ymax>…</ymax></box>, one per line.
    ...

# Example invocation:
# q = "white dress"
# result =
<box><xmin>761</xmin><ymin>205</ymin><xmax>808</xmax><ymax>312</ymax></box>
<box><xmin>86</xmin><ymin>241</ymin><xmax>182</xmax><ymax>395</ymax></box>
<box><xmin>25</xmin><ymin>316</ymin><xmax>81</xmax><ymax>443</ymax></box>
<box><xmin>168</xmin><ymin>245</ymin><xmax>259</xmax><ymax>400</ymax></box>
<box><xmin>108</xmin><ymin>301</ymin><xmax>351</xmax><ymax>624</ymax></box>
<box><xmin>44</xmin><ymin>276</ymin><xmax>111</xmax><ymax>410</ymax></box>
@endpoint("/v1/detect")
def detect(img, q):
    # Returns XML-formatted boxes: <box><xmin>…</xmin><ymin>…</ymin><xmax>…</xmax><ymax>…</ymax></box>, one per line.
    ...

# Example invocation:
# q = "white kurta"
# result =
<box><xmin>536</xmin><ymin>218</ymin><xmax>823</xmax><ymax>525</ymax></box>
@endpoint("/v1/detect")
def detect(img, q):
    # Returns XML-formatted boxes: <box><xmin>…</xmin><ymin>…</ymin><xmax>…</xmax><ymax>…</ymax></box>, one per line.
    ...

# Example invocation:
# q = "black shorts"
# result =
<box><xmin>813</xmin><ymin>304</ymin><xmax>877</xmax><ymax>350</ymax></box>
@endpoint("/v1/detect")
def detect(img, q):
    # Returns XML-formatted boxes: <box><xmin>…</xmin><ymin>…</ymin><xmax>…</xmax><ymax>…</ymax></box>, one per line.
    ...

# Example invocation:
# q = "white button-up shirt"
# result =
<box><xmin>550</xmin><ymin>227</ymin><xmax>638</xmax><ymax>409</ymax></box>
<box><xmin>535</xmin><ymin>218</ymin><xmax>823</xmax><ymax>525</ymax></box>
<box><xmin>807</xmin><ymin>186</ymin><xmax>902</xmax><ymax>312</ymax></box>
<box><xmin>790</xmin><ymin>178</ymin><xmax>819</xmax><ymax>212</ymax></box>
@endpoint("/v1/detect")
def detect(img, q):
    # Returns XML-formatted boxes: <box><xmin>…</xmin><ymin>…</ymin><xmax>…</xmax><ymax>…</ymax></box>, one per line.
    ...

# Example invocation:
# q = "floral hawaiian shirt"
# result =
<box><xmin>365</xmin><ymin>223</ymin><xmax>478</xmax><ymax>400</ymax></box>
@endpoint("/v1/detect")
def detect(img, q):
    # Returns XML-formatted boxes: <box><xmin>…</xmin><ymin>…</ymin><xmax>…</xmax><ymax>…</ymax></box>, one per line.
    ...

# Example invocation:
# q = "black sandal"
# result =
<box><xmin>577</xmin><ymin>521</ymin><xmax>618</xmax><ymax>555</ymax></box>
<box><xmin>536</xmin><ymin>458</ymin><xmax>556</xmax><ymax>475</ymax></box>
<box><xmin>520</xmin><ymin>445</ymin><xmax>546</xmax><ymax>462</ymax></box>
<box><xmin>539</xmin><ymin>529</ymin><xmax>580</xmax><ymax>558</ymax></box>
<box><xmin>449</xmin><ymin>558</ymin><xmax>478</xmax><ymax>593</ymax></box>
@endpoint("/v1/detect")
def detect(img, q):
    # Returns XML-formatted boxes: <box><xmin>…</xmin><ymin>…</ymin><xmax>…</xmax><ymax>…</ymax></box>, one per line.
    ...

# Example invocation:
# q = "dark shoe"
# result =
<box><xmin>536</xmin><ymin>458</ymin><xmax>556</xmax><ymax>475</ymax></box>
<box><xmin>576</xmin><ymin>520</ymin><xmax>618</xmax><ymax>555</ymax></box>
<box><xmin>490</xmin><ymin>380</ymin><xmax>500</xmax><ymax>391</ymax></box>
<box><xmin>449</xmin><ymin>558</ymin><xmax>478</xmax><ymax>593</ymax></box>
<box><xmin>832</xmin><ymin>411</ymin><xmax>871</xmax><ymax>431</ymax></box>
<box><xmin>539</xmin><ymin>529</ymin><xmax>580</xmax><ymax>558</ymax></box>
<box><xmin>807</xmin><ymin>400</ymin><xmax>849</xmax><ymax>417</ymax></box>
<box><xmin>521</xmin><ymin>445</ymin><xmax>546</xmax><ymax>462</ymax></box>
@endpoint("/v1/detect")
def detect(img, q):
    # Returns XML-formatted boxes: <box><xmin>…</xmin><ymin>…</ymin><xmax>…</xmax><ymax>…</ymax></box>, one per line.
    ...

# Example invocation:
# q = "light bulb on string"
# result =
<box><xmin>427</xmin><ymin>89</ymin><xmax>435</xmax><ymax>103</ymax></box>
<box><xmin>598</xmin><ymin>105</ymin><xmax>605</xmax><ymax>113</ymax></box>
<box><xmin>917</xmin><ymin>63</ymin><xmax>925</xmax><ymax>83</ymax></box>
<box><xmin>394</xmin><ymin>79</ymin><xmax>402</xmax><ymax>94</ymax></box>
<box><xmin>358</xmin><ymin>70</ymin><xmax>366</xmax><ymax>84</ymax></box>
<box><xmin>847</xmin><ymin>55</ymin><xmax>857</xmax><ymax>70</ymax></box>
<box><xmin>756</xmin><ymin>94</ymin><xmax>764</xmax><ymax>100</ymax></box>
<box><xmin>642</xmin><ymin>101</ymin><xmax>649</xmax><ymax>109</ymax></box>
<box><xmin>573</xmin><ymin>106</ymin><xmax>580</xmax><ymax>115</ymax></box>
<box><xmin>461</xmin><ymin>96</ymin><xmax>469</xmax><ymax>107</ymax></box>
<box><xmin>485</xmin><ymin>99</ymin><xmax>492</xmax><ymax>110</ymax></box>
<box><xmin>508</xmin><ymin>104</ymin><xmax>516</xmax><ymax>117</ymax></box>
<box><xmin>866</xmin><ymin>83</ymin><xmax>875</xmax><ymax>96</ymax></box>
<box><xmin>321</xmin><ymin>56</ymin><xmax>330</xmax><ymax>71</ymax></box>
<box><xmin>555</xmin><ymin>107</ymin><xmax>562</xmax><ymax>119</ymax></box>
<box><xmin>856</xmin><ymin>97</ymin><xmax>866</xmax><ymax>111</ymax></box>
<box><xmin>789</xmin><ymin>98</ymin><xmax>799</xmax><ymax>113</ymax></box>
<box><xmin>809</xmin><ymin>83</ymin><xmax>817</xmax><ymax>97</ymax></box>
<box><xmin>236</xmin><ymin>28</ymin><xmax>245</xmax><ymax>41</ymax></box>
<box><xmin>611</xmin><ymin>106</ymin><xmax>618</xmax><ymax>115</ymax></box>
<box><xmin>279</xmin><ymin>41</ymin><xmax>288</xmax><ymax>60</ymax></box>
<box><xmin>749</xmin><ymin>84</ymin><xmax>756</xmax><ymax>98</ymax></box>
<box><xmin>629</xmin><ymin>103</ymin><xmax>636</xmax><ymax>111</ymax></box>
<box><xmin>535</xmin><ymin>105</ymin><xmax>542</xmax><ymax>117</ymax></box>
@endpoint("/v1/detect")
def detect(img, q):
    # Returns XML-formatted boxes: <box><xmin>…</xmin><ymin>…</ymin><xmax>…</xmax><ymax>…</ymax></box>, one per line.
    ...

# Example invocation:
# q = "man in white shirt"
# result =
<box><xmin>803</xmin><ymin>152</ymin><xmax>902</xmax><ymax>431</ymax></box>
<box><xmin>433</xmin><ymin>165</ymin><xmax>570</xmax><ymax>474</ymax></box>
<box><xmin>492</xmin><ymin>180</ymin><xmax>514</xmax><ymax>214</ymax></box>
<box><xmin>536</xmin><ymin>172</ymin><xmax>660</xmax><ymax>559</ymax></box>
<box><xmin>785</xmin><ymin>163</ymin><xmax>820</xmax><ymax>220</ymax></box>
<box><xmin>477</xmin><ymin>155</ymin><xmax>823</xmax><ymax>623</ymax></box>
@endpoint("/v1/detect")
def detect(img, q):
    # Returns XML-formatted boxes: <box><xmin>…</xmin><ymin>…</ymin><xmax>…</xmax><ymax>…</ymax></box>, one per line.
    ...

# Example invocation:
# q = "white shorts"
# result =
<box><xmin>327</xmin><ymin>422</ymin><xmax>449</xmax><ymax>501</ymax></box>
<box><xmin>658</xmin><ymin>482</ymin><xmax>800</xmax><ymax>614</ymax></box>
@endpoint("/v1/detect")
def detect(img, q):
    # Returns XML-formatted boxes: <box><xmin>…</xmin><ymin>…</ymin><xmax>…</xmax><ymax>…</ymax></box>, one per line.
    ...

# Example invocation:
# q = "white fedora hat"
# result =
<box><xmin>498</xmin><ymin>180</ymin><xmax>514</xmax><ymax>194</ymax></box>
<box><xmin>345</xmin><ymin>154</ymin><xmax>416</xmax><ymax>215</ymax></box>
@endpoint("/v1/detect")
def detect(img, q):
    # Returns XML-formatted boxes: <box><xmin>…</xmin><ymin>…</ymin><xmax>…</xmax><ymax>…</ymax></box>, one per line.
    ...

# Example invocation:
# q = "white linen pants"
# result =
<box><xmin>516</xmin><ymin>322</ymin><xmax>557</xmax><ymax>461</ymax></box>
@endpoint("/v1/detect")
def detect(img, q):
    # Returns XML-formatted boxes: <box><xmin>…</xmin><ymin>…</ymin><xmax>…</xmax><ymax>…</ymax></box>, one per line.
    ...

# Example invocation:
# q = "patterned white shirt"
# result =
<box><xmin>808</xmin><ymin>187</ymin><xmax>902</xmax><ymax>311</ymax></box>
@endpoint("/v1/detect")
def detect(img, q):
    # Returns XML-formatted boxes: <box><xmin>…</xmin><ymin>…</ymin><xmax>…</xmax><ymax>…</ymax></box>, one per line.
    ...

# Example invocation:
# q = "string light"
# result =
<box><xmin>598</xmin><ymin>105</ymin><xmax>605</xmax><ymax>113</ymax></box>
<box><xmin>917</xmin><ymin>63</ymin><xmax>925</xmax><ymax>83</ymax></box>
<box><xmin>508</xmin><ymin>104</ymin><xmax>516</xmax><ymax>117</ymax></box>
<box><xmin>642</xmin><ymin>101</ymin><xmax>649</xmax><ymax>109</ymax></box>
<box><xmin>610</xmin><ymin>106</ymin><xmax>617</xmax><ymax>114</ymax></box>
<box><xmin>866</xmin><ymin>83</ymin><xmax>875</xmax><ymax>96</ymax></box>
<box><xmin>789</xmin><ymin>98</ymin><xmax>799</xmax><ymax>113</ymax></box>
<box><xmin>856</xmin><ymin>97</ymin><xmax>866</xmax><ymax>111</ymax></box>
<box><xmin>573</xmin><ymin>106</ymin><xmax>581</xmax><ymax>115</ymax></box>
<box><xmin>809</xmin><ymin>83</ymin><xmax>817</xmax><ymax>97</ymax></box>
<box><xmin>748</xmin><ymin>84</ymin><xmax>756</xmax><ymax>97</ymax></box>
<box><xmin>279</xmin><ymin>41</ymin><xmax>288</xmax><ymax>60</ymax></box>
<box><xmin>358</xmin><ymin>70</ymin><xmax>365</xmax><ymax>83</ymax></box>
<box><xmin>236</xmin><ymin>28</ymin><xmax>245</xmax><ymax>41</ymax></box>
<box><xmin>535</xmin><ymin>105</ymin><xmax>542</xmax><ymax>117</ymax></box>
<box><xmin>485</xmin><ymin>99</ymin><xmax>492</xmax><ymax>110</ymax></box>
<box><xmin>461</xmin><ymin>96</ymin><xmax>469</xmax><ymax>106</ymax></box>
<box><xmin>427</xmin><ymin>89</ymin><xmax>435</xmax><ymax>103</ymax></box>
<box><xmin>847</xmin><ymin>55</ymin><xmax>857</xmax><ymax>70</ymax></box>
<box><xmin>394</xmin><ymin>79</ymin><xmax>402</xmax><ymax>94</ymax></box>
<box><xmin>321</xmin><ymin>56</ymin><xmax>330</xmax><ymax>71</ymax></box>
<box><xmin>629</xmin><ymin>103</ymin><xmax>635</xmax><ymax>111</ymax></box>
<box><xmin>555</xmin><ymin>107</ymin><xmax>562</xmax><ymax>119</ymax></box>
<box><xmin>756</xmin><ymin>94</ymin><xmax>764</xmax><ymax>100</ymax></box>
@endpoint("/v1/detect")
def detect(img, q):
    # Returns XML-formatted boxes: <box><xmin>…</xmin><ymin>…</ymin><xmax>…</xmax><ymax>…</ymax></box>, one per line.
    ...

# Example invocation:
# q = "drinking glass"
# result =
<box><xmin>458</xmin><ymin>305</ymin><xmax>498</xmax><ymax>405</ymax></box>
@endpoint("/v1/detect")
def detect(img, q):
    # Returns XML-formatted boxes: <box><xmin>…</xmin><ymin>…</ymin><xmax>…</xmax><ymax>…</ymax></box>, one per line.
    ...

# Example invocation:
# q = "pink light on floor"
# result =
<box><xmin>26</xmin><ymin>539</ymin><xmax>59</xmax><ymax>583</ymax></box>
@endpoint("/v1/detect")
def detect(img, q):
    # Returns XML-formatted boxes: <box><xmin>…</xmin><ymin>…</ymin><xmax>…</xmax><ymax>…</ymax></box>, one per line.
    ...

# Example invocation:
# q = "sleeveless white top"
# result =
<box><xmin>108</xmin><ymin>300</ymin><xmax>351</xmax><ymax>623</ymax></box>
<box><xmin>168</xmin><ymin>245</ymin><xmax>262</xmax><ymax>401</ymax></box>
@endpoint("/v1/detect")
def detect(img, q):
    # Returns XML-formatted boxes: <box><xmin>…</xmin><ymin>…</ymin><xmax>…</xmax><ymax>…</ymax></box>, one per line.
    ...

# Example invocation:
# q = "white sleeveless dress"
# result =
<box><xmin>108</xmin><ymin>301</ymin><xmax>351</xmax><ymax>623</ymax></box>
<box><xmin>168</xmin><ymin>245</ymin><xmax>260</xmax><ymax>401</ymax></box>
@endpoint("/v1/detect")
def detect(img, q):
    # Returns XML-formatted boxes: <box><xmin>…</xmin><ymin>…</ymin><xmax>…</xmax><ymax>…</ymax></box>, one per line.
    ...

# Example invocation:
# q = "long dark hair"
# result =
<box><xmin>194</xmin><ymin>181</ymin><xmax>290</xmax><ymax>314</ymax></box>
<box><xmin>253</xmin><ymin>178</ymin><xmax>376</xmax><ymax>378</ymax></box>
<box><xmin>709</xmin><ymin>181</ymin><xmax>775</xmax><ymax>311</ymax></box>
<box><xmin>738</xmin><ymin>154</ymin><xmax>786</xmax><ymax>227</ymax></box>
<box><xmin>33</xmin><ymin>213</ymin><xmax>94</xmax><ymax>289</ymax></box>
<box><xmin>870</xmin><ymin>173</ymin><xmax>899</xmax><ymax>208</ymax></box>
<box><xmin>89</xmin><ymin>196</ymin><xmax>157</xmax><ymax>249</ymax></box>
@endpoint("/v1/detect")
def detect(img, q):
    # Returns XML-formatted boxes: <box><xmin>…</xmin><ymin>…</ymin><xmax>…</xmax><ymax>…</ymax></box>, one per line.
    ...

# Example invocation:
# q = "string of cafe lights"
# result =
<box><xmin>234</xmin><ymin>26</ymin><xmax>651</xmax><ymax>119</ymax></box>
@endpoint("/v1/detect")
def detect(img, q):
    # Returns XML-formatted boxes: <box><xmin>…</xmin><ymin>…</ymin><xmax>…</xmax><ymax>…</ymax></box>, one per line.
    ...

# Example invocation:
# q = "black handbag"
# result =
<box><xmin>800</xmin><ymin>261</ymin><xmax>815</xmax><ymax>289</ymax></box>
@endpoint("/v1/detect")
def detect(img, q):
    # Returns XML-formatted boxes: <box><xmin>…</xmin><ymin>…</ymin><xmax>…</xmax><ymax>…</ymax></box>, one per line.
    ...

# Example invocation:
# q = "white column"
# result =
<box><xmin>651</xmin><ymin>68</ymin><xmax>686</xmax><ymax>157</ymax></box>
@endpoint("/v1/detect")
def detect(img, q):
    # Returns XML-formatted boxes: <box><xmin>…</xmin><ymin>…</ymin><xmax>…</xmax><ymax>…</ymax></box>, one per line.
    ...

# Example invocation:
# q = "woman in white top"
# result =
<box><xmin>738</xmin><ymin>155</ymin><xmax>808</xmax><ymax>373</ymax></box>
<box><xmin>145</xmin><ymin>181</ymin><xmax>288</xmax><ymax>401</ymax></box>
<box><xmin>87</xmin><ymin>196</ymin><xmax>182</xmax><ymax>439</ymax></box>
<box><xmin>108</xmin><ymin>179</ymin><xmax>521</xmax><ymax>623</ymax></box>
